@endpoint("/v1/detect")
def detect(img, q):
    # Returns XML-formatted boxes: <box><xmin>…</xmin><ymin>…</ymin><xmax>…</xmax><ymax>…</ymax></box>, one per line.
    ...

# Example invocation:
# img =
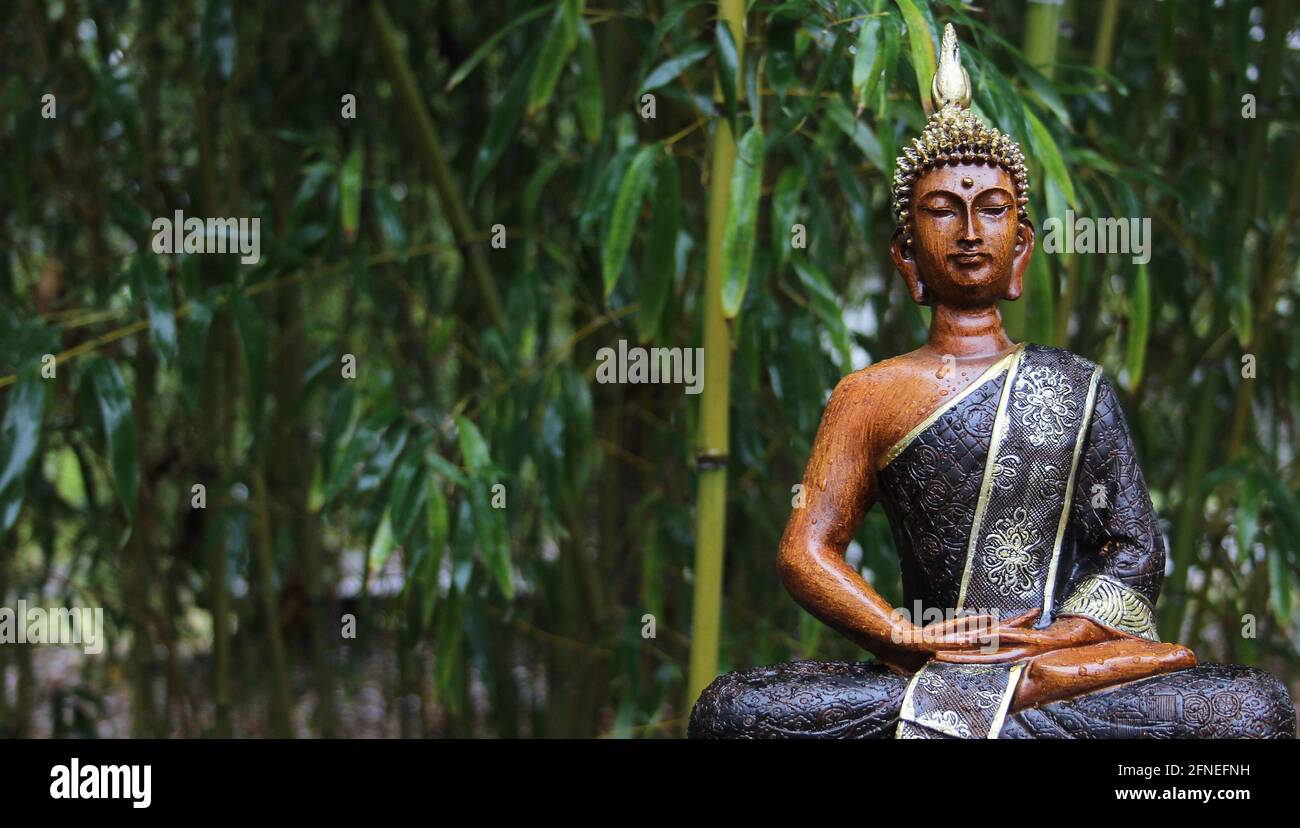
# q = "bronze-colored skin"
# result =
<box><xmin>776</xmin><ymin>161</ymin><xmax>1195</xmax><ymax>712</ymax></box>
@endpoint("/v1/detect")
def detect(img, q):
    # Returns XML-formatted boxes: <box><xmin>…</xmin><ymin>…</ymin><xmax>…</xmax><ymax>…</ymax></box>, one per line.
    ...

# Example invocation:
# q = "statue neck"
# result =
<box><xmin>926</xmin><ymin>302</ymin><xmax>1016</xmax><ymax>359</ymax></box>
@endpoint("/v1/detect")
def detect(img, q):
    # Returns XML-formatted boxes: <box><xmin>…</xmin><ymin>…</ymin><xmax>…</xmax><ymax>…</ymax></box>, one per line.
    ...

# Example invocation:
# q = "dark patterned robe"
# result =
<box><xmin>875</xmin><ymin>344</ymin><xmax>1162</xmax><ymax>738</ymax></box>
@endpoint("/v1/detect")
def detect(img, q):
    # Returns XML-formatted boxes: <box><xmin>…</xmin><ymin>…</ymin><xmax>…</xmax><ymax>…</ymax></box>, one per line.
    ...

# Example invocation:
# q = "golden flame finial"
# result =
<box><xmin>931</xmin><ymin>23</ymin><xmax>971</xmax><ymax>110</ymax></box>
<box><xmin>892</xmin><ymin>23</ymin><xmax>1030</xmax><ymax>235</ymax></box>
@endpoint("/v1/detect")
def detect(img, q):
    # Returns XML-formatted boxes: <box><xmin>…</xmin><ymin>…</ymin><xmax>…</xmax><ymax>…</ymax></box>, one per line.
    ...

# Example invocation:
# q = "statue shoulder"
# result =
<box><xmin>828</xmin><ymin>357</ymin><xmax>912</xmax><ymax>403</ymax></box>
<box><xmin>819</xmin><ymin>357</ymin><xmax>914</xmax><ymax>430</ymax></box>
<box><xmin>1021</xmin><ymin>345</ymin><xmax>1128</xmax><ymax>412</ymax></box>
<box><xmin>1022</xmin><ymin>343</ymin><xmax>1107</xmax><ymax>378</ymax></box>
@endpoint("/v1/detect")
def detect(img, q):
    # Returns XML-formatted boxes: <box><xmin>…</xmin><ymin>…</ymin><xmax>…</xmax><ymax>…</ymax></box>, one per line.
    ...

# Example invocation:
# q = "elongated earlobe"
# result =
<box><xmin>1005</xmin><ymin>221</ymin><xmax>1035</xmax><ymax>301</ymax></box>
<box><xmin>890</xmin><ymin>229</ymin><xmax>927</xmax><ymax>305</ymax></box>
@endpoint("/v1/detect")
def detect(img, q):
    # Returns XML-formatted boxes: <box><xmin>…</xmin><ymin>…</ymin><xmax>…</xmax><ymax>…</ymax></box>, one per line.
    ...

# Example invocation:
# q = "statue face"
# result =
<box><xmin>891</xmin><ymin>162</ymin><xmax>1034</xmax><ymax>307</ymax></box>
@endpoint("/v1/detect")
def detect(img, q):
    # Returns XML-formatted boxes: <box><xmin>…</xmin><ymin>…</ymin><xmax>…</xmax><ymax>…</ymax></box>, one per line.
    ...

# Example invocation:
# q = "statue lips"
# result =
<box><xmin>947</xmin><ymin>250</ymin><xmax>995</xmax><ymax>285</ymax></box>
<box><xmin>950</xmin><ymin>251</ymin><xmax>990</xmax><ymax>267</ymax></box>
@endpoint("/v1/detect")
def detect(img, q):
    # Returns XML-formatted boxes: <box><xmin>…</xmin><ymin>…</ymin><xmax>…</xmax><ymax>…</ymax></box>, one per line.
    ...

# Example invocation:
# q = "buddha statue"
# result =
<box><xmin>689</xmin><ymin>25</ymin><xmax>1295</xmax><ymax>739</ymax></box>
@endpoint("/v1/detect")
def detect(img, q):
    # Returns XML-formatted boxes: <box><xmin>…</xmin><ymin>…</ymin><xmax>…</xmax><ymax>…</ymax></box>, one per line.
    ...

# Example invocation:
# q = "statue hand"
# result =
<box><xmin>930</xmin><ymin>614</ymin><xmax>1118</xmax><ymax>664</ymax></box>
<box><xmin>892</xmin><ymin>611</ymin><xmax>1005</xmax><ymax>654</ymax></box>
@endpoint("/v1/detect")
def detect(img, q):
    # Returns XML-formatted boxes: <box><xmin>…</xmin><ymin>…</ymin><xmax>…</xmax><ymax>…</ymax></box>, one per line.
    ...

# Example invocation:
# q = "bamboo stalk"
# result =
<box><xmin>1022</xmin><ymin>0</ymin><xmax>1063</xmax><ymax>80</ymax></box>
<box><xmin>687</xmin><ymin>0</ymin><xmax>746</xmax><ymax>709</ymax></box>
<box><xmin>1007</xmin><ymin>0</ymin><xmax>1064</xmax><ymax>341</ymax></box>
<box><xmin>253</xmin><ymin>469</ymin><xmax>293</xmax><ymax>736</ymax></box>
<box><xmin>1089</xmin><ymin>0</ymin><xmax>1120</xmax><ymax>72</ymax></box>
<box><xmin>368</xmin><ymin>1</ymin><xmax>507</xmax><ymax>329</ymax></box>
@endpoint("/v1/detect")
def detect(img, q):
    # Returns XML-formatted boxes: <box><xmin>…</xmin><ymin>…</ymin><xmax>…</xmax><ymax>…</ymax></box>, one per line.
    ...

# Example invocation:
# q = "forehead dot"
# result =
<box><xmin>961</xmin><ymin>176</ymin><xmax>975</xmax><ymax>189</ymax></box>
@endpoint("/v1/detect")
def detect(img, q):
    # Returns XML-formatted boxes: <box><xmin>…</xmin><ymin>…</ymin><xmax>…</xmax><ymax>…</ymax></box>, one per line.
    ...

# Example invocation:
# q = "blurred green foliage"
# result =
<box><xmin>0</xmin><ymin>0</ymin><xmax>1297</xmax><ymax>737</ymax></box>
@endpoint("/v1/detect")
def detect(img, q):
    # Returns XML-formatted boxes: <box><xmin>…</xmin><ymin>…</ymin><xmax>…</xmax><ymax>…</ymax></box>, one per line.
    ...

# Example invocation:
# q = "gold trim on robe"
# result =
<box><xmin>956</xmin><ymin>348</ymin><xmax>1100</xmax><ymax>616</ymax></box>
<box><xmin>1057</xmin><ymin>574</ymin><xmax>1160</xmax><ymax>642</ymax></box>
<box><xmin>956</xmin><ymin>346</ymin><xmax>1026</xmax><ymax>611</ymax></box>
<box><xmin>896</xmin><ymin>661</ymin><xmax>1026</xmax><ymax>739</ymax></box>
<box><xmin>1041</xmin><ymin>366</ymin><xmax>1103</xmax><ymax>614</ymax></box>
<box><xmin>878</xmin><ymin>345</ymin><xmax>1024</xmax><ymax>470</ymax></box>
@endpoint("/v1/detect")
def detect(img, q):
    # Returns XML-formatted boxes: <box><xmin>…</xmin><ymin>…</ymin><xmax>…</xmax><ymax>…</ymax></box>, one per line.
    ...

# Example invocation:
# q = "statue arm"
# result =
<box><xmin>776</xmin><ymin>375</ymin><xmax>896</xmax><ymax>651</ymax></box>
<box><xmin>776</xmin><ymin>373</ymin><xmax>987</xmax><ymax>668</ymax></box>
<box><xmin>1054</xmin><ymin>374</ymin><xmax>1164</xmax><ymax>640</ymax></box>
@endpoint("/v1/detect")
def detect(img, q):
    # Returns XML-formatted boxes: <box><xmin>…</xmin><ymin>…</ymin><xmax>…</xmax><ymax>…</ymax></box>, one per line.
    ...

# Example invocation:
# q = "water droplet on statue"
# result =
<box><xmin>817</xmin><ymin>478</ymin><xmax>827</xmax><ymax>491</ymax></box>
<box><xmin>1078</xmin><ymin>666</ymin><xmax>1088</xmax><ymax>676</ymax></box>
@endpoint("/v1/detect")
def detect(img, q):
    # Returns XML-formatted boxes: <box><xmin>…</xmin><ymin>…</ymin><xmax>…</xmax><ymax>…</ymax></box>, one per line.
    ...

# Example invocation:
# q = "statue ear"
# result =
<box><xmin>1005</xmin><ymin>219</ymin><xmax>1035</xmax><ymax>301</ymax></box>
<box><xmin>890</xmin><ymin>229</ymin><xmax>927</xmax><ymax>305</ymax></box>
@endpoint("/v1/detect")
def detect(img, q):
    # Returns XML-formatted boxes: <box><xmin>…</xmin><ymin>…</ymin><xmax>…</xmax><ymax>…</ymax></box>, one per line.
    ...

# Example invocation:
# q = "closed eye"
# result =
<box><xmin>922</xmin><ymin>206</ymin><xmax>956</xmax><ymax>217</ymax></box>
<box><xmin>978</xmin><ymin>205</ymin><xmax>1010</xmax><ymax>218</ymax></box>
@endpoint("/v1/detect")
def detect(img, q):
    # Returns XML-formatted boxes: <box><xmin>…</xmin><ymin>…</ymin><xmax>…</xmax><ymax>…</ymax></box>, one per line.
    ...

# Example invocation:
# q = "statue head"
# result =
<box><xmin>889</xmin><ymin>25</ymin><xmax>1034</xmax><ymax>309</ymax></box>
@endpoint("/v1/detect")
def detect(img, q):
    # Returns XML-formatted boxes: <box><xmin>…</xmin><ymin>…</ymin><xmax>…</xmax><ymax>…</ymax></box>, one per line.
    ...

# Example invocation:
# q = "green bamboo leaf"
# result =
<box><xmin>826</xmin><ymin>97</ymin><xmax>885</xmax><ymax>172</ymax></box>
<box><xmin>642</xmin><ymin>45</ymin><xmax>710</xmax><ymax>92</ymax></box>
<box><xmin>389</xmin><ymin>446</ymin><xmax>430</xmax><ymax>544</ymax></box>
<box><xmin>573</xmin><ymin>20</ymin><xmax>603</xmax><ymax>143</ymax></box>
<box><xmin>638</xmin><ymin>154</ymin><xmax>680</xmax><ymax>342</ymax></box>
<box><xmin>1124</xmin><ymin>262</ymin><xmax>1150</xmax><ymax>390</ymax></box>
<box><xmin>801</xmin><ymin>27</ymin><xmax>848</xmax><ymax>121</ymax></box>
<box><xmin>426</xmin><ymin>449</ymin><xmax>470</xmax><ymax>488</ymax></box>
<box><xmin>83</xmin><ymin>356</ymin><xmax>138</xmax><ymax>520</ymax></box>
<box><xmin>369</xmin><ymin>509</ymin><xmax>397</xmax><ymax>573</ymax></box>
<box><xmin>471</xmin><ymin>46</ymin><xmax>540</xmax><ymax>194</ymax></box>
<box><xmin>523</xmin><ymin>156</ymin><xmax>563</xmax><ymax>224</ymax></box>
<box><xmin>980</xmin><ymin>57</ymin><xmax>1029</xmax><ymax>144</ymax></box>
<box><xmin>1023</xmin><ymin>105</ymin><xmax>1076</xmax><ymax>208</ymax></box>
<box><xmin>339</xmin><ymin>144</ymin><xmax>363</xmax><ymax>241</ymax></box>
<box><xmin>894</xmin><ymin>0</ymin><xmax>936</xmax><ymax>112</ymax></box>
<box><xmin>356</xmin><ymin>422</ymin><xmax>409</xmax><ymax>495</ymax></box>
<box><xmin>527</xmin><ymin>0</ymin><xmax>582</xmax><ymax>116</ymax></box>
<box><xmin>454</xmin><ymin>416</ymin><xmax>512</xmax><ymax>598</ymax></box>
<box><xmin>852</xmin><ymin>17</ymin><xmax>882</xmax><ymax>112</ymax></box>
<box><xmin>317</xmin><ymin>386</ymin><xmax>357</xmax><ymax>489</ymax></box>
<box><xmin>470</xmin><ymin>478</ymin><xmax>512</xmax><ymax>599</ymax></box>
<box><xmin>1016</xmin><ymin>59</ymin><xmax>1070</xmax><ymax>126</ymax></box>
<box><xmin>791</xmin><ymin>255</ymin><xmax>852</xmax><ymax>372</ymax></box>
<box><xmin>444</xmin><ymin>2</ymin><xmax>555</xmax><ymax>91</ymax></box>
<box><xmin>720</xmin><ymin>126</ymin><xmax>765</xmax><ymax>318</ymax></box>
<box><xmin>455</xmin><ymin>415</ymin><xmax>493</xmax><ymax>474</ymax></box>
<box><xmin>872</xmin><ymin>15</ymin><xmax>900</xmax><ymax>136</ymax></box>
<box><xmin>602</xmin><ymin>143</ymin><xmax>659</xmax><ymax>300</ymax></box>
<box><xmin>0</xmin><ymin>366</ymin><xmax>48</xmax><ymax>532</ymax></box>
<box><xmin>715</xmin><ymin>20</ymin><xmax>739</xmax><ymax>133</ymax></box>
<box><xmin>771</xmin><ymin>164</ymin><xmax>804</xmax><ymax>272</ymax></box>
<box><xmin>130</xmin><ymin>255</ymin><xmax>177</xmax><ymax>367</ymax></box>
<box><xmin>325</xmin><ymin>408</ymin><xmax>401</xmax><ymax>504</ymax></box>
<box><xmin>229</xmin><ymin>290</ymin><xmax>267</xmax><ymax>419</ymax></box>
